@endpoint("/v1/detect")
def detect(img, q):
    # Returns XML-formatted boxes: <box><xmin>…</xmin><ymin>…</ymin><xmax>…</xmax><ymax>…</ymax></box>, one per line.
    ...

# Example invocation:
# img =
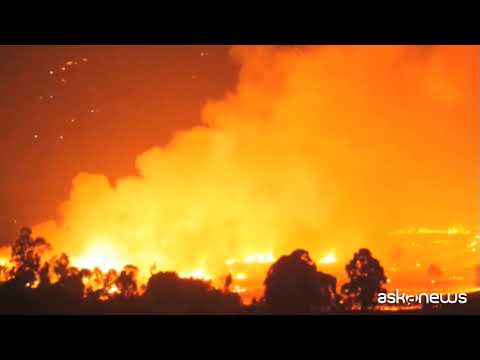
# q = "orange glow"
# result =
<box><xmin>179</xmin><ymin>269</ymin><xmax>213</xmax><ymax>281</ymax></box>
<box><xmin>72</xmin><ymin>239</ymin><xmax>126</xmax><ymax>273</ymax></box>
<box><xmin>0</xmin><ymin>247</ymin><xmax>12</xmax><ymax>282</ymax></box>
<box><xmin>107</xmin><ymin>284</ymin><xmax>120</xmax><ymax>295</ymax></box>
<box><xmin>29</xmin><ymin>46</ymin><xmax>478</xmax><ymax>300</ymax></box>
<box><xmin>319</xmin><ymin>249</ymin><xmax>337</xmax><ymax>265</ymax></box>
<box><xmin>235</xmin><ymin>273</ymin><xmax>247</xmax><ymax>280</ymax></box>
<box><xmin>232</xmin><ymin>285</ymin><xmax>247</xmax><ymax>294</ymax></box>
<box><xmin>391</xmin><ymin>226</ymin><xmax>473</xmax><ymax>236</ymax></box>
<box><xmin>243</xmin><ymin>253</ymin><xmax>275</xmax><ymax>264</ymax></box>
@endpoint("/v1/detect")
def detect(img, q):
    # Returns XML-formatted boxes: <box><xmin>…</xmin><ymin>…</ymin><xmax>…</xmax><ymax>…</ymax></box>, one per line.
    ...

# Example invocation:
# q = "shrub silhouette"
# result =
<box><xmin>143</xmin><ymin>272</ymin><xmax>242</xmax><ymax>314</ymax></box>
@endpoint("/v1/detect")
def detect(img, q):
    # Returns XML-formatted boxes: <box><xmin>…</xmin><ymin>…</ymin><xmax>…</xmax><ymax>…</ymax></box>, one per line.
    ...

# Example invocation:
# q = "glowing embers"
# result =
<box><xmin>25</xmin><ymin>280</ymin><xmax>40</xmax><ymax>289</ymax></box>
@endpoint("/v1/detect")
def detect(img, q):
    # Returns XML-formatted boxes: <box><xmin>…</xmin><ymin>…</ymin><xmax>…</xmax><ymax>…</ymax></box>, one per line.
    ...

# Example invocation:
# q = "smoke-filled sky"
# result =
<box><xmin>0</xmin><ymin>45</ymin><xmax>238</xmax><ymax>244</ymax></box>
<box><xmin>1</xmin><ymin>45</ymin><xmax>478</xmax><ymax>293</ymax></box>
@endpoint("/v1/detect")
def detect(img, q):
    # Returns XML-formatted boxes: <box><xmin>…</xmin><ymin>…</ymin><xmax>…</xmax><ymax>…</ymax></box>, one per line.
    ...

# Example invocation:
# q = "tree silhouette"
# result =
<box><xmin>263</xmin><ymin>249</ymin><xmax>337</xmax><ymax>313</ymax></box>
<box><xmin>341</xmin><ymin>248</ymin><xmax>387</xmax><ymax>311</ymax></box>
<box><xmin>53</xmin><ymin>253</ymin><xmax>70</xmax><ymax>280</ymax></box>
<box><xmin>9</xmin><ymin>227</ymin><xmax>50</xmax><ymax>287</ymax></box>
<box><xmin>224</xmin><ymin>273</ymin><xmax>232</xmax><ymax>292</ymax></box>
<box><xmin>5</xmin><ymin>226</ymin><xmax>475</xmax><ymax>314</ymax></box>
<box><xmin>115</xmin><ymin>265</ymin><xmax>139</xmax><ymax>298</ymax></box>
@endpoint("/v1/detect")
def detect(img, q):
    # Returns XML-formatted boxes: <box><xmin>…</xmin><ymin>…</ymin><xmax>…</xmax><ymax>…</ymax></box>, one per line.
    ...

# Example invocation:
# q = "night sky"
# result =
<box><xmin>0</xmin><ymin>45</ymin><xmax>238</xmax><ymax>245</ymax></box>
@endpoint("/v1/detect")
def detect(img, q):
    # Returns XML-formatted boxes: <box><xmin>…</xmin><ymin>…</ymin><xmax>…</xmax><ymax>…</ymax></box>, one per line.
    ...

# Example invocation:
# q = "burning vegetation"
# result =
<box><xmin>1</xmin><ymin>45</ymin><xmax>478</xmax><ymax>314</ymax></box>
<box><xmin>26</xmin><ymin>46</ymin><xmax>478</xmax><ymax>302</ymax></box>
<box><xmin>0</xmin><ymin>227</ymin><xmax>478</xmax><ymax>314</ymax></box>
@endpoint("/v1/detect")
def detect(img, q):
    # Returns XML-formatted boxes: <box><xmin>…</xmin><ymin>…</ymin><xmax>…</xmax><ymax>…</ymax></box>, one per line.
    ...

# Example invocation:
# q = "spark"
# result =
<box><xmin>33</xmin><ymin>134</ymin><xmax>39</xmax><ymax>139</ymax></box>
<box><xmin>83</xmin><ymin>58</ymin><xmax>88</xmax><ymax>62</ymax></box>
<box><xmin>49</xmin><ymin>95</ymin><xmax>54</xmax><ymax>99</ymax></box>
<box><xmin>49</xmin><ymin>70</ymin><xmax>54</xmax><ymax>75</ymax></box>
<box><xmin>59</xmin><ymin>135</ymin><xmax>64</xmax><ymax>140</ymax></box>
<box><xmin>66</xmin><ymin>61</ymin><xmax>73</xmax><ymax>66</ymax></box>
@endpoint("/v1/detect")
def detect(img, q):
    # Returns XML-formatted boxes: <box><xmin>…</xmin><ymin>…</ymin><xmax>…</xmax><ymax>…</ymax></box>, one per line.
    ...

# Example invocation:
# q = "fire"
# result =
<box><xmin>391</xmin><ymin>226</ymin><xmax>474</xmax><ymax>236</ymax></box>
<box><xmin>232</xmin><ymin>285</ymin><xmax>247</xmax><ymax>294</ymax></box>
<box><xmin>179</xmin><ymin>269</ymin><xmax>212</xmax><ymax>281</ymax></box>
<box><xmin>107</xmin><ymin>284</ymin><xmax>120</xmax><ymax>295</ymax></box>
<box><xmin>25</xmin><ymin>280</ymin><xmax>40</xmax><ymax>289</ymax></box>
<box><xmin>319</xmin><ymin>249</ymin><xmax>337</xmax><ymax>265</ymax></box>
<box><xmin>243</xmin><ymin>253</ymin><xmax>275</xmax><ymax>264</ymax></box>
<box><xmin>28</xmin><ymin>46</ymin><xmax>478</xmax><ymax>299</ymax></box>
<box><xmin>72</xmin><ymin>240</ymin><xmax>126</xmax><ymax>272</ymax></box>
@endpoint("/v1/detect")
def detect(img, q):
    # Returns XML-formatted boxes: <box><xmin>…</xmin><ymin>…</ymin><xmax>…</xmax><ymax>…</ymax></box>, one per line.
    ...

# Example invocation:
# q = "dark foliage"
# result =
<box><xmin>9</xmin><ymin>227</ymin><xmax>50</xmax><ymax>288</ymax></box>
<box><xmin>263</xmin><ymin>249</ymin><xmax>338</xmax><ymax>313</ymax></box>
<box><xmin>341</xmin><ymin>248</ymin><xmax>387</xmax><ymax>311</ymax></box>
<box><xmin>142</xmin><ymin>272</ymin><xmax>242</xmax><ymax>314</ymax></box>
